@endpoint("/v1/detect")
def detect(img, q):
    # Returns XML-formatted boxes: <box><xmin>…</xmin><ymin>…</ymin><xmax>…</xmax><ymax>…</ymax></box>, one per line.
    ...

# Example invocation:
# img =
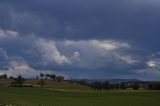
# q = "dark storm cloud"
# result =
<box><xmin>0</xmin><ymin>0</ymin><xmax>160</xmax><ymax>80</ymax></box>
<box><xmin>1</xmin><ymin>0</ymin><xmax>160</xmax><ymax>46</ymax></box>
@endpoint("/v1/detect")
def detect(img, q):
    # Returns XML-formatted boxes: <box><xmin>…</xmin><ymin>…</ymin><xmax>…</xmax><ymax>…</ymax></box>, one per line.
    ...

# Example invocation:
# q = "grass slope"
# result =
<box><xmin>0</xmin><ymin>87</ymin><xmax>160</xmax><ymax>106</ymax></box>
<box><xmin>0</xmin><ymin>79</ymin><xmax>92</xmax><ymax>91</ymax></box>
<box><xmin>25</xmin><ymin>80</ymin><xmax>92</xmax><ymax>91</ymax></box>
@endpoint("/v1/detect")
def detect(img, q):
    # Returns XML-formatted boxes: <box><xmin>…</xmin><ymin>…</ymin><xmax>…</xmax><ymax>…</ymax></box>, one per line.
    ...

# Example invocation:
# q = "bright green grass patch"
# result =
<box><xmin>0</xmin><ymin>87</ymin><xmax>160</xmax><ymax>106</ymax></box>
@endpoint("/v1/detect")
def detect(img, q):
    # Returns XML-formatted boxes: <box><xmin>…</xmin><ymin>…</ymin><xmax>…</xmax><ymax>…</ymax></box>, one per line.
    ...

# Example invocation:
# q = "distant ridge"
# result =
<box><xmin>74</xmin><ymin>79</ymin><xmax>143</xmax><ymax>83</ymax></box>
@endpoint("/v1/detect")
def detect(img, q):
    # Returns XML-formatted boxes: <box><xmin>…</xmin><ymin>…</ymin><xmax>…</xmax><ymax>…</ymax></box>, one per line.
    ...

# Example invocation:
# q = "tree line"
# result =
<box><xmin>1</xmin><ymin>74</ymin><xmax>160</xmax><ymax>90</ymax></box>
<box><xmin>75</xmin><ymin>80</ymin><xmax>160</xmax><ymax>90</ymax></box>
<box><xmin>0</xmin><ymin>73</ymin><xmax>64</xmax><ymax>88</ymax></box>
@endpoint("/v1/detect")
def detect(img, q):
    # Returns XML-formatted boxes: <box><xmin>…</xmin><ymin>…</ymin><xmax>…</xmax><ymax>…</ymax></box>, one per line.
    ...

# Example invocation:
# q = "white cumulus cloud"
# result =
<box><xmin>0</xmin><ymin>61</ymin><xmax>53</xmax><ymax>77</ymax></box>
<box><xmin>35</xmin><ymin>39</ymin><xmax>71</xmax><ymax>65</ymax></box>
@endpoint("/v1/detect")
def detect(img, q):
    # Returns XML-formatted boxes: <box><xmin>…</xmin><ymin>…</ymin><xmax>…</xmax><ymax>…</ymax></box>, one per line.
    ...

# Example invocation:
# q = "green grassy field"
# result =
<box><xmin>0</xmin><ymin>87</ymin><xmax>160</xmax><ymax>106</ymax></box>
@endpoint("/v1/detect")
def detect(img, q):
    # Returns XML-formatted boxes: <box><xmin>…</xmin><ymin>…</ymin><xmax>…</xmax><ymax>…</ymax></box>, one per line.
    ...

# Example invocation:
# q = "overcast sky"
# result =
<box><xmin>0</xmin><ymin>0</ymin><xmax>160</xmax><ymax>80</ymax></box>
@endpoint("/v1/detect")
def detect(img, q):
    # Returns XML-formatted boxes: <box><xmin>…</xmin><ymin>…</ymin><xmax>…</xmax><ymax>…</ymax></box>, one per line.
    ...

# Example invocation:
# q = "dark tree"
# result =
<box><xmin>0</xmin><ymin>74</ymin><xmax>7</xmax><ymax>79</ymax></box>
<box><xmin>11</xmin><ymin>75</ymin><xmax>25</xmax><ymax>87</ymax></box>
<box><xmin>36</xmin><ymin>76</ymin><xmax>39</xmax><ymax>80</ymax></box>
<box><xmin>56</xmin><ymin>76</ymin><xmax>64</xmax><ymax>82</ymax></box>
<box><xmin>45</xmin><ymin>74</ymin><xmax>50</xmax><ymax>79</ymax></box>
<box><xmin>132</xmin><ymin>83</ymin><xmax>140</xmax><ymax>90</ymax></box>
<box><xmin>120</xmin><ymin>82</ymin><xmax>127</xmax><ymax>89</ymax></box>
<box><xmin>9</xmin><ymin>76</ymin><xmax>14</xmax><ymax>79</ymax></box>
<box><xmin>91</xmin><ymin>82</ymin><xmax>103</xmax><ymax>91</ymax></box>
<box><xmin>40</xmin><ymin>73</ymin><xmax>44</xmax><ymax>79</ymax></box>
<box><xmin>38</xmin><ymin>73</ymin><xmax>45</xmax><ymax>88</ymax></box>
<box><xmin>115</xmin><ymin>83</ymin><xmax>120</xmax><ymax>90</ymax></box>
<box><xmin>103</xmin><ymin>82</ymin><xmax>110</xmax><ymax>90</ymax></box>
<box><xmin>49</xmin><ymin>74</ymin><xmax>56</xmax><ymax>80</ymax></box>
<box><xmin>38</xmin><ymin>79</ymin><xmax>46</xmax><ymax>88</ymax></box>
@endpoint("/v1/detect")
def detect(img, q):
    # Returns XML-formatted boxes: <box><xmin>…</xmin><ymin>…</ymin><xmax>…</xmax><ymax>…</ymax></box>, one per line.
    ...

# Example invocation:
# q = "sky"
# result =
<box><xmin>0</xmin><ymin>0</ymin><xmax>160</xmax><ymax>80</ymax></box>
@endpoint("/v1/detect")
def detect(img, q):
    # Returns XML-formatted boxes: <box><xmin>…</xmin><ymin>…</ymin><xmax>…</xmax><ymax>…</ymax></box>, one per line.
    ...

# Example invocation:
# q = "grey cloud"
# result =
<box><xmin>33</xmin><ymin>39</ymin><xmax>142</xmax><ymax>72</ymax></box>
<box><xmin>0</xmin><ymin>32</ymin><xmax>144</xmax><ymax>77</ymax></box>
<box><xmin>0</xmin><ymin>0</ymin><xmax>160</xmax><ymax>80</ymax></box>
<box><xmin>1</xmin><ymin>0</ymin><xmax>160</xmax><ymax>45</ymax></box>
<box><xmin>0</xmin><ymin>29</ymin><xmax>18</xmax><ymax>40</ymax></box>
<box><xmin>0</xmin><ymin>48</ymin><xmax>9</xmax><ymax>70</ymax></box>
<box><xmin>147</xmin><ymin>52</ymin><xmax>160</xmax><ymax>70</ymax></box>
